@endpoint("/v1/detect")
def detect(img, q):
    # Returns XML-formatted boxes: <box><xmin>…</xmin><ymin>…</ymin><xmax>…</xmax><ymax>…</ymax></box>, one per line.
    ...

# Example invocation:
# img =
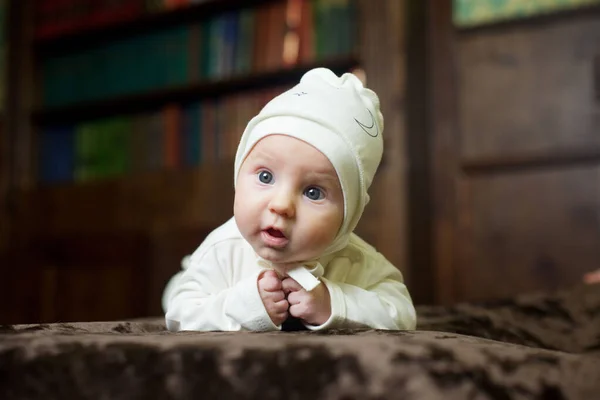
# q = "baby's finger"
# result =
<box><xmin>289</xmin><ymin>303</ymin><xmax>308</xmax><ymax>318</ymax></box>
<box><xmin>270</xmin><ymin>290</ymin><xmax>286</xmax><ymax>303</ymax></box>
<box><xmin>272</xmin><ymin>299</ymin><xmax>290</xmax><ymax>313</ymax></box>
<box><xmin>260</xmin><ymin>275</ymin><xmax>283</xmax><ymax>292</ymax></box>
<box><xmin>262</xmin><ymin>289</ymin><xmax>285</xmax><ymax>302</ymax></box>
<box><xmin>262</xmin><ymin>270</ymin><xmax>279</xmax><ymax>280</ymax></box>
<box><xmin>272</xmin><ymin>311</ymin><xmax>289</xmax><ymax>326</ymax></box>
<box><xmin>287</xmin><ymin>290</ymin><xmax>305</xmax><ymax>305</ymax></box>
<box><xmin>281</xmin><ymin>277</ymin><xmax>302</xmax><ymax>294</ymax></box>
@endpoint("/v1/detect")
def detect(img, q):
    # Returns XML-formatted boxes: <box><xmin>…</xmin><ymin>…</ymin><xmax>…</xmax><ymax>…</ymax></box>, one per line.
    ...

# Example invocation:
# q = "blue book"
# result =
<box><xmin>182</xmin><ymin>103</ymin><xmax>201</xmax><ymax>167</ymax></box>
<box><xmin>39</xmin><ymin>126</ymin><xmax>75</xmax><ymax>183</ymax></box>
<box><xmin>221</xmin><ymin>12</ymin><xmax>239</xmax><ymax>77</ymax></box>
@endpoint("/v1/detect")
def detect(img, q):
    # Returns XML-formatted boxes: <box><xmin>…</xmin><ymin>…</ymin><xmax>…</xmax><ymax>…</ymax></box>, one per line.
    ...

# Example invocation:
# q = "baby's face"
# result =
<box><xmin>234</xmin><ymin>134</ymin><xmax>344</xmax><ymax>266</ymax></box>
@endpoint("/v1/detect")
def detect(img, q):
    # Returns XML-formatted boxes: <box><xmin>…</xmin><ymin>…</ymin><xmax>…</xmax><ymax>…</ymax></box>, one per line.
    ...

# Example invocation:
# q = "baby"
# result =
<box><xmin>163</xmin><ymin>67</ymin><xmax>416</xmax><ymax>331</ymax></box>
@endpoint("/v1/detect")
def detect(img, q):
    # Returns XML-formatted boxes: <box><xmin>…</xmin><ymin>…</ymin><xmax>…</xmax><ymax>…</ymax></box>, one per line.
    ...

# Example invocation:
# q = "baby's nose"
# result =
<box><xmin>268</xmin><ymin>189</ymin><xmax>295</xmax><ymax>218</ymax></box>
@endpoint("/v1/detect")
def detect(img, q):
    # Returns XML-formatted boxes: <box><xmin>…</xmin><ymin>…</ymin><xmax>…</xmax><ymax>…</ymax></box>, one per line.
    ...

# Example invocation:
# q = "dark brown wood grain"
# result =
<box><xmin>428</xmin><ymin>0</ymin><xmax>461</xmax><ymax>305</ymax></box>
<box><xmin>424</xmin><ymin>2</ymin><xmax>600</xmax><ymax>305</ymax></box>
<box><xmin>458</xmin><ymin>16</ymin><xmax>600</xmax><ymax>161</ymax></box>
<box><xmin>0</xmin><ymin>234</ymin><xmax>149</xmax><ymax>324</ymax></box>
<box><xmin>448</xmin><ymin>10</ymin><xmax>600</xmax><ymax>303</ymax></box>
<box><xmin>403</xmin><ymin>0</ymin><xmax>433</xmax><ymax>304</ymax></box>
<box><xmin>456</xmin><ymin>166</ymin><xmax>600</xmax><ymax>301</ymax></box>
<box><xmin>10</xmin><ymin>163</ymin><xmax>234</xmax><ymax>238</ymax></box>
<box><xmin>594</xmin><ymin>53</ymin><xmax>600</xmax><ymax>100</ymax></box>
<box><xmin>353</xmin><ymin>0</ymin><xmax>410</xmax><ymax>285</ymax></box>
<box><xmin>145</xmin><ymin>227</ymin><xmax>213</xmax><ymax>316</ymax></box>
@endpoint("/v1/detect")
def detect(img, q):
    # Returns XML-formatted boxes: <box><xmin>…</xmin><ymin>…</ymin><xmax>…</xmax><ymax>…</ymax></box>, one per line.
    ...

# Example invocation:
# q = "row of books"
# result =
<box><xmin>38</xmin><ymin>86</ymin><xmax>290</xmax><ymax>184</ymax></box>
<box><xmin>41</xmin><ymin>0</ymin><xmax>356</xmax><ymax>108</ymax></box>
<box><xmin>35</xmin><ymin>0</ymin><xmax>202</xmax><ymax>40</ymax></box>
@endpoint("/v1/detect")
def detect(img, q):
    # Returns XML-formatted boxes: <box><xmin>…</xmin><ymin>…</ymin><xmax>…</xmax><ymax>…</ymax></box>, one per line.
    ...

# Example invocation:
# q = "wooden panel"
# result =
<box><xmin>6</xmin><ymin>161</ymin><xmax>233</xmax><ymax>322</ymax></box>
<box><xmin>355</xmin><ymin>0</ymin><xmax>409</xmax><ymax>281</ymax></box>
<box><xmin>40</xmin><ymin>234</ymin><xmax>148</xmax><ymax>323</ymax></box>
<box><xmin>427</xmin><ymin>0</ymin><xmax>461</xmax><ymax>305</ymax></box>
<box><xmin>458</xmin><ymin>16</ymin><xmax>600</xmax><ymax>160</ymax></box>
<box><xmin>11</xmin><ymin>164</ymin><xmax>234</xmax><ymax>238</ymax></box>
<box><xmin>146</xmin><ymin>227</ymin><xmax>212</xmax><ymax>316</ymax></box>
<box><xmin>0</xmin><ymin>250</ymin><xmax>45</xmax><ymax>324</ymax></box>
<box><xmin>456</xmin><ymin>166</ymin><xmax>600</xmax><ymax>302</ymax></box>
<box><xmin>0</xmin><ymin>119</ymin><xmax>7</xmax><ymax>253</ymax></box>
<box><xmin>12</xmin><ymin>0</ymin><xmax>35</xmax><ymax>189</ymax></box>
<box><xmin>0</xmin><ymin>233</ymin><xmax>149</xmax><ymax>324</ymax></box>
<box><xmin>48</xmin><ymin>264</ymin><xmax>139</xmax><ymax>323</ymax></box>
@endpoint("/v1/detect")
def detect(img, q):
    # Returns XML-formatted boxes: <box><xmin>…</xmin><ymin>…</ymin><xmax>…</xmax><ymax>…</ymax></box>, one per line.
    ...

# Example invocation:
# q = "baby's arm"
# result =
<box><xmin>165</xmin><ymin>246</ymin><xmax>277</xmax><ymax>332</ymax></box>
<box><xmin>307</xmin><ymin>255</ymin><xmax>416</xmax><ymax>331</ymax></box>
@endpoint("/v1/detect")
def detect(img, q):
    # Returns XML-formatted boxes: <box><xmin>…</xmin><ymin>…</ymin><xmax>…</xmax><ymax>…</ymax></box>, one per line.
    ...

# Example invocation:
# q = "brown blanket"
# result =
<box><xmin>1</xmin><ymin>284</ymin><xmax>599</xmax><ymax>399</ymax></box>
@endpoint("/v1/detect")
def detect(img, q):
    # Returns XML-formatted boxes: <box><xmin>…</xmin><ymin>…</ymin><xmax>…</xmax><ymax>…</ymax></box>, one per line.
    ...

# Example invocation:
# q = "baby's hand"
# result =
<box><xmin>282</xmin><ymin>277</ymin><xmax>331</xmax><ymax>326</ymax></box>
<box><xmin>257</xmin><ymin>270</ymin><xmax>289</xmax><ymax>326</ymax></box>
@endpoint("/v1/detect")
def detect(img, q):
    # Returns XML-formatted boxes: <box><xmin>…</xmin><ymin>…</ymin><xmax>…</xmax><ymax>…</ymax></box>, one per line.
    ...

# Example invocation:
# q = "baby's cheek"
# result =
<box><xmin>233</xmin><ymin>207</ymin><xmax>251</xmax><ymax>238</ymax></box>
<box><xmin>318</xmin><ymin>214</ymin><xmax>342</xmax><ymax>242</ymax></box>
<box><xmin>304</xmin><ymin>224</ymin><xmax>329</xmax><ymax>245</ymax></box>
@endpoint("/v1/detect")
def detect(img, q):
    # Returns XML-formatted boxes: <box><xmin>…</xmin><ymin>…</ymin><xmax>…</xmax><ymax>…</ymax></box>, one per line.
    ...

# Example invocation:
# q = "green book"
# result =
<box><xmin>235</xmin><ymin>9</ymin><xmax>255</xmax><ymax>76</ymax></box>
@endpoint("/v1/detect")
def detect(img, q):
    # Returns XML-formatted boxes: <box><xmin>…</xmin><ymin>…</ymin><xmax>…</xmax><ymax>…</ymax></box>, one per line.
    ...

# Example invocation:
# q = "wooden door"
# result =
<box><xmin>427</xmin><ymin>1</ymin><xmax>600</xmax><ymax>304</ymax></box>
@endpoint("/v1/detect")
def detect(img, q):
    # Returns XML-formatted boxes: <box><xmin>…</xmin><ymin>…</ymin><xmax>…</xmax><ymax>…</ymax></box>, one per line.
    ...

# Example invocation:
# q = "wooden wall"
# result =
<box><xmin>354</xmin><ymin>0</ymin><xmax>410</xmax><ymax>288</ymax></box>
<box><xmin>430</xmin><ymin>2</ymin><xmax>600</xmax><ymax>304</ymax></box>
<box><xmin>6</xmin><ymin>167</ymin><xmax>233</xmax><ymax>321</ymax></box>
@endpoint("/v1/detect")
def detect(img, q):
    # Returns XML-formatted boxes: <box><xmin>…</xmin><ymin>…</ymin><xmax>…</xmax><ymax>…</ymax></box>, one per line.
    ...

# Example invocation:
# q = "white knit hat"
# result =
<box><xmin>234</xmin><ymin>67</ymin><xmax>384</xmax><ymax>256</ymax></box>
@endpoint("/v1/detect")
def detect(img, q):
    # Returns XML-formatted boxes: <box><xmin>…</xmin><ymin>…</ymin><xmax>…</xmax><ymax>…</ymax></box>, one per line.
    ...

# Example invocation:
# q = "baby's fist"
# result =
<box><xmin>257</xmin><ymin>270</ymin><xmax>289</xmax><ymax>326</ymax></box>
<box><xmin>283</xmin><ymin>277</ymin><xmax>331</xmax><ymax>326</ymax></box>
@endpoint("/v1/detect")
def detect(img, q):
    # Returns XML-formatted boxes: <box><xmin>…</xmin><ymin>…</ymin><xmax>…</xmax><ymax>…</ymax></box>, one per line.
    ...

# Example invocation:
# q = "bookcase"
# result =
<box><xmin>33</xmin><ymin>0</ymin><xmax>358</xmax><ymax>184</ymax></box>
<box><xmin>2</xmin><ymin>0</ymin><xmax>409</xmax><ymax>323</ymax></box>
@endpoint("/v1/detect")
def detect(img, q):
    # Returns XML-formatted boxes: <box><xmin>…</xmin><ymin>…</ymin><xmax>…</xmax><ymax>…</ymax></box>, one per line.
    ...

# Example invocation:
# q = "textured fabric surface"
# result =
<box><xmin>1</xmin><ymin>284</ymin><xmax>599</xmax><ymax>399</ymax></box>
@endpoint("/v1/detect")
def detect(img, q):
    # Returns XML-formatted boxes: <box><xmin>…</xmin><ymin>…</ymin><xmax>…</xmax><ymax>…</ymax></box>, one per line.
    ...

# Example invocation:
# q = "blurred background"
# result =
<box><xmin>0</xmin><ymin>0</ymin><xmax>598</xmax><ymax>324</ymax></box>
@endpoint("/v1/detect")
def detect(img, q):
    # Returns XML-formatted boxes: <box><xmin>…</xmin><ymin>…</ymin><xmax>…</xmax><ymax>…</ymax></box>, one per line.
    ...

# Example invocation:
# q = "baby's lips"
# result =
<box><xmin>265</xmin><ymin>227</ymin><xmax>287</xmax><ymax>238</ymax></box>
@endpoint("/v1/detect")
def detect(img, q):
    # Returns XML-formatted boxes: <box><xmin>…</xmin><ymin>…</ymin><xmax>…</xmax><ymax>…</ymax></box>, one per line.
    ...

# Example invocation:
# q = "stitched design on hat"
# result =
<box><xmin>292</xmin><ymin>91</ymin><xmax>307</xmax><ymax>96</ymax></box>
<box><xmin>354</xmin><ymin>109</ymin><xmax>379</xmax><ymax>137</ymax></box>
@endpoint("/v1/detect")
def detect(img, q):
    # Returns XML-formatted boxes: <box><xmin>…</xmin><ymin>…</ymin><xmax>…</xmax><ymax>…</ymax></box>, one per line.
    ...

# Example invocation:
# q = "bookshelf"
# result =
<box><xmin>33</xmin><ymin>55</ymin><xmax>359</xmax><ymax>125</ymax></box>
<box><xmin>33</xmin><ymin>0</ymin><xmax>277</xmax><ymax>55</ymax></box>
<box><xmin>31</xmin><ymin>0</ymin><xmax>359</xmax><ymax>186</ymax></box>
<box><xmin>4</xmin><ymin>0</ymin><xmax>411</xmax><ymax>323</ymax></box>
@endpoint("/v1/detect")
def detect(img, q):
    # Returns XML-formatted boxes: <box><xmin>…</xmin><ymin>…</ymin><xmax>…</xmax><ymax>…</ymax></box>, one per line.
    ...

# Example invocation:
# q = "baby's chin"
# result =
<box><xmin>256</xmin><ymin>248</ymin><xmax>320</xmax><ymax>268</ymax></box>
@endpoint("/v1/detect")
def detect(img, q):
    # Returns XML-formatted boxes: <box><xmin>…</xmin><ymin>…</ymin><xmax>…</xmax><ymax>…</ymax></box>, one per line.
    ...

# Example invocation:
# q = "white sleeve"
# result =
<box><xmin>305</xmin><ymin>257</ymin><xmax>416</xmax><ymax>331</ymax></box>
<box><xmin>165</xmin><ymin>246</ymin><xmax>278</xmax><ymax>332</ymax></box>
<box><xmin>161</xmin><ymin>256</ymin><xmax>192</xmax><ymax>313</ymax></box>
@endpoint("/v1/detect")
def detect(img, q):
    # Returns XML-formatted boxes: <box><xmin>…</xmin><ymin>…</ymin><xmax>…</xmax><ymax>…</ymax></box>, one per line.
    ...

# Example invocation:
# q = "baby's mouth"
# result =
<box><xmin>262</xmin><ymin>227</ymin><xmax>289</xmax><ymax>248</ymax></box>
<box><xmin>266</xmin><ymin>227</ymin><xmax>286</xmax><ymax>239</ymax></box>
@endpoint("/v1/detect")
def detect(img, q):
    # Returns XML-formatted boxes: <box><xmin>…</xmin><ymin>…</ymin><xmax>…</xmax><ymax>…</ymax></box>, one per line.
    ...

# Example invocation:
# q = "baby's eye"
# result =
<box><xmin>304</xmin><ymin>187</ymin><xmax>324</xmax><ymax>201</ymax></box>
<box><xmin>257</xmin><ymin>170</ymin><xmax>273</xmax><ymax>184</ymax></box>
